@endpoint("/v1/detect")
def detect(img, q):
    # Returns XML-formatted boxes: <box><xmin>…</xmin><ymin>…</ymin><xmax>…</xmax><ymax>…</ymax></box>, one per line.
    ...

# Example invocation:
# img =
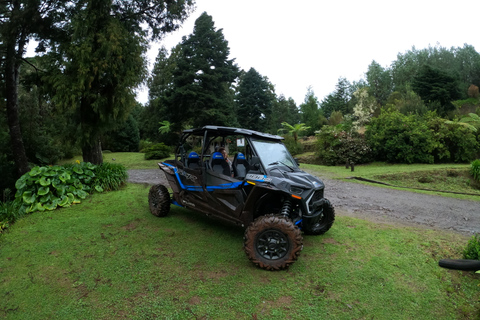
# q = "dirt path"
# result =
<box><xmin>128</xmin><ymin>169</ymin><xmax>480</xmax><ymax>235</ymax></box>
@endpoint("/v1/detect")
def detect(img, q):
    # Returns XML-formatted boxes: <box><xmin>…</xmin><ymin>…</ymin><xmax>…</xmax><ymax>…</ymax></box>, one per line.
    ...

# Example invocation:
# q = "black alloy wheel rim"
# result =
<box><xmin>255</xmin><ymin>229</ymin><xmax>289</xmax><ymax>260</ymax></box>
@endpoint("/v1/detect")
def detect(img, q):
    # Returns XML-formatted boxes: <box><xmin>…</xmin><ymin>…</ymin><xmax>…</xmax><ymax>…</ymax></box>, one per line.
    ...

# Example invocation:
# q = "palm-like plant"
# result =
<box><xmin>158</xmin><ymin>120</ymin><xmax>171</xmax><ymax>134</ymax></box>
<box><xmin>445</xmin><ymin>113</ymin><xmax>480</xmax><ymax>132</ymax></box>
<box><xmin>279</xmin><ymin>122</ymin><xmax>311</xmax><ymax>142</ymax></box>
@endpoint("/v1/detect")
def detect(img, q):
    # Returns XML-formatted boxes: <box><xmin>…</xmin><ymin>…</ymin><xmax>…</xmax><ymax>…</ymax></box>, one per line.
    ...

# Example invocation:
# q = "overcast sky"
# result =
<box><xmin>137</xmin><ymin>0</ymin><xmax>480</xmax><ymax>105</ymax></box>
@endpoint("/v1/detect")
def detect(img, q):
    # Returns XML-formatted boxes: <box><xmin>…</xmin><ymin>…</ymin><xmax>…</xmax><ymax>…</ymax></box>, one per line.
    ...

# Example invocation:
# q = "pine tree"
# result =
<box><xmin>300</xmin><ymin>87</ymin><xmax>321</xmax><ymax>135</ymax></box>
<box><xmin>236</xmin><ymin>68</ymin><xmax>275</xmax><ymax>131</ymax></box>
<box><xmin>167</xmin><ymin>12</ymin><xmax>239</xmax><ymax>129</ymax></box>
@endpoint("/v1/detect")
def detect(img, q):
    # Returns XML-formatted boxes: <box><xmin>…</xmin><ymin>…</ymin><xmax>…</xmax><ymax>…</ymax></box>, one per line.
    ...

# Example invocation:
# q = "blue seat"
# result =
<box><xmin>187</xmin><ymin>151</ymin><xmax>200</xmax><ymax>169</ymax></box>
<box><xmin>209</xmin><ymin>152</ymin><xmax>231</xmax><ymax>176</ymax></box>
<box><xmin>232</xmin><ymin>153</ymin><xmax>249</xmax><ymax>179</ymax></box>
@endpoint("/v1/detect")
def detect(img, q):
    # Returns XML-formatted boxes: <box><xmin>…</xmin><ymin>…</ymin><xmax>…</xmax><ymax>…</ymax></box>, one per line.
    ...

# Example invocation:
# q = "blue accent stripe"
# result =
<box><xmin>172</xmin><ymin>200</ymin><xmax>183</xmax><ymax>207</ymax></box>
<box><xmin>206</xmin><ymin>181</ymin><xmax>243</xmax><ymax>191</ymax></box>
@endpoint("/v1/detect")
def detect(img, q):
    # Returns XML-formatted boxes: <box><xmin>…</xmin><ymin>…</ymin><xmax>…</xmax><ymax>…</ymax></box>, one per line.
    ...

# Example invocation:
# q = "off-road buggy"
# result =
<box><xmin>148</xmin><ymin>125</ymin><xmax>335</xmax><ymax>270</ymax></box>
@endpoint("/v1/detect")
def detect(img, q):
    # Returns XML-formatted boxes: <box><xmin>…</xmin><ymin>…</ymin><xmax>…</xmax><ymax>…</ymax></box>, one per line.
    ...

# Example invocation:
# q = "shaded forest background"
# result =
<box><xmin>2</xmin><ymin>6</ymin><xmax>480</xmax><ymax>195</ymax></box>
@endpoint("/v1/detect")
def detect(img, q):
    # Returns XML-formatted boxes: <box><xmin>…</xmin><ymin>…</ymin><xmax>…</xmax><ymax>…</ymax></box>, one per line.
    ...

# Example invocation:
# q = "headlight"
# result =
<box><xmin>290</xmin><ymin>186</ymin><xmax>304</xmax><ymax>195</ymax></box>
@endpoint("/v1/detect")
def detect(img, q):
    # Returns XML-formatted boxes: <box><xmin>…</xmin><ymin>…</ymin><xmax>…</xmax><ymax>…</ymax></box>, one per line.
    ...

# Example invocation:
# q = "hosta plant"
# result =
<box><xmin>15</xmin><ymin>162</ymin><xmax>104</xmax><ymax>214</ymax></box>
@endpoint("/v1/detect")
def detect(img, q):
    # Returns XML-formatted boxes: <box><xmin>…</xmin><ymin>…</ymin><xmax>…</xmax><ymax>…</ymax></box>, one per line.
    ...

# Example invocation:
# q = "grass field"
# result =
<box><xmin>1</xmin><ymin>153</ymin><xmax>478</xmax><ymax>319</ymax></box>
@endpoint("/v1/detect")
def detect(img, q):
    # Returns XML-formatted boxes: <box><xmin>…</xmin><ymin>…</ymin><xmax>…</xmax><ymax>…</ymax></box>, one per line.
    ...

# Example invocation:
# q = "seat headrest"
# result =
<box><xmin>188</xmin><ymin>151</ymin><xmax>199</xmax><ymax>159</ymax></box>
<box><xmin>236</xmin><ymin>153</ymin><xmax>245</xmax><ymax>160</ymax></box>
<box><xmin>211</xmin><ymin>152</ymin><xmax>223</xmax><ymax>160</ymax></box>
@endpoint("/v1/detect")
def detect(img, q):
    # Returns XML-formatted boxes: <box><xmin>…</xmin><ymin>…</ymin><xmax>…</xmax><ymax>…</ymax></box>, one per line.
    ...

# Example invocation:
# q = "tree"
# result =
<box><xmin>140</xmin><ymin>45</ymin><xmax>181</xmax><ymax>142</ymax></box>
<box><xmin>320</xmin><ymin>77</ymin><xmax>353</xmax><ymax>118</ymax></box>
<box><xmin>1</xmin><ymin>0</ymin><xmax>194</xmax><ymax>170</ymax></box>
<box><xmin>167</xmin><ymin>12</ymin><xmax>239</xmax><ymax>130</ymax></box>
<box><xmin>366</xmin><ymin>60</ymin><xmax>392</xmax><ymax>106</ymax></box>
<box><xmin>328</xmin><ymin>111</ymin><xmax>343</xmax><ymax>125</ymax></box>
<box><xmin>352</xmin><ymin>88</ymin><xmax>377</xmax><ymax>128</ymax></box>
<box><xmin>300</xmin><ymin>87</ymin><xmax>321</xmax><ymax>135</ymax></box>
<box><xmin>386</xmin><ymin>86</ymin><xmax>428</xmax><ymax>115</ymax></box>
<box><xmin>0</xmin><ymin>0</ymin><xmax>69</xmax><ymax>176</ymax></box>
<box><xmin>412</xmin><ymin>65</ymin><xmax>460</xmax><ymax>116</ymax></box>
<box><xmin>269</xmin><ymin>95</ymin><xmax>300</xmax><ymax>133</ymax></box>
<box><xmin>49</xmin><ymin>0</ymin><xmax>194</xmax><ymax>164</ymax></box>
<box><xmin>236</xmin><ymin>68</ymin><xmax>275</xmax><ymax>131</ymax></box>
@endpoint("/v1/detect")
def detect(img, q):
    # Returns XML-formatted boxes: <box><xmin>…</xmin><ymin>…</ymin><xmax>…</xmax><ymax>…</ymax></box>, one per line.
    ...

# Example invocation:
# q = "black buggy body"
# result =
<box><xmin>148</xmin><ymin>125</ymin><xmax>335</xmax><ymax>270</ymax></box>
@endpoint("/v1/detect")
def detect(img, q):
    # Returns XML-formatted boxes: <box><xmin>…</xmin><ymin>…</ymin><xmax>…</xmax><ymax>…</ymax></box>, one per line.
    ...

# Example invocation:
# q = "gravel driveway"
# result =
<box><xmin>128</xmin><ymin>169</ymin><xmax>480</xmax><ymax>235</ymax></box>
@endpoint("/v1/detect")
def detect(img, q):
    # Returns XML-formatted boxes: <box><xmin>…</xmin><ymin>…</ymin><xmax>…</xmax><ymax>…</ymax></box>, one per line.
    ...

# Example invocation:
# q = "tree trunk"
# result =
<box><xmin>5</xmin><ymin>38</ymin><xmax>30</xmax><ymax>177</ymax></box>
<box><xmin>82</xmin><ymin>141</ymin><xmax>103</xmax><ymax>165</ymax></box>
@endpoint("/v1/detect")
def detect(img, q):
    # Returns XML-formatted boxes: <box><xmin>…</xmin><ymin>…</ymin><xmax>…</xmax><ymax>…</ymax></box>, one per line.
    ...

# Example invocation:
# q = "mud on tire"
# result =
<box><xmin>148</xmin><ymin>184</ymin><xmax>171</xmax><ymax>217</ymax></box>
<box><xmin>303</xmin><ymin>199</ymin><xmax>335</xmax><ymax>236</ymax></box>
<box><xmin>244</xmin><ymin>214</ymin><xmax>303</xmax><ymax>271</ymax></box>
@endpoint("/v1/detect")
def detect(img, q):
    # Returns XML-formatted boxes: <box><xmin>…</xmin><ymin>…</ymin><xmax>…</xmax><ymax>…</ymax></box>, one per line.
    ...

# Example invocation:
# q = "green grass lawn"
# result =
<box><xmin>1</xmin><ymin>183</ymin><xmax>479</xmax><ymax>319</ymax></box>
<box><xmin>5</xmin><ymin>152</ymin><xmax>475</xmax><ymax>318</ymax></box>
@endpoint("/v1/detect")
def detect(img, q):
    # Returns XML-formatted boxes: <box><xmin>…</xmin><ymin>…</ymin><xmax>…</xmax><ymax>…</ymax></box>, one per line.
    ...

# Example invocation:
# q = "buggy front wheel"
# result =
<box><xmin>244</xmin><ymin>214</ymin><xmax>303</xmax><ymax>271</ymax></box>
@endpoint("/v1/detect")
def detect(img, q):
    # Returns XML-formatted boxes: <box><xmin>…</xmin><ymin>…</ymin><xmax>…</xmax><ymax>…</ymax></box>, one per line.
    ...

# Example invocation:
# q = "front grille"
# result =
<box><xmin>311</xmin><ymin>189</ymin><xmax>324</xmax><ymax>203</ymax></box>
<box><xmin>308</xmin><ymin>189</ymin><xmax>324</xmax><ymax>212</ymax></box>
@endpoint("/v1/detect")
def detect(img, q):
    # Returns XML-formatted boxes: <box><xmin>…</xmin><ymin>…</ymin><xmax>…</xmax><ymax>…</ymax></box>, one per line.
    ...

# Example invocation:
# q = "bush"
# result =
<box><xmin>316</xmin><ymin>125</ymin><xmax>372</xmax><ymax>165</ymax></box>
<box><xmin>366</xmin><ymin>109</ymin><xmax>479</xmax><ymax>164</ymax></box>
<box><xmin>471</xmin><ymin>159</ymin><xmax>480</xmax><ymax>181</ymax></box>
<box><xmin>0</xmin><ymin>189</ymin><xmax>23</xmax><ymax>233</ymax></box>
<box><xmin>366</xmin><ymin>110</ymin><xmax>436</xmax><ymax>164</ymax></box>
<box><xmin>139</xmin><ymin>139</ymin><xmax>155</xmax><ymax>152</ymax></box>
<box><xmin>143</xmin><ymin>143</ymin><xmax>171</xmax><ymax>160</ymax></box>
<box><xmin>283</xmin><ymin>135</ymin><xmax>304</xmax><ymax>156</ymax></box>
<box><xmin>463</xmin><ymin>234</ymin><xmax>480</xmax><ymax>260</ymax></box>
<box><xmin>93</xmin><ymin>163</ymin><xmax>128</xmax><ymax>191</ymax></box>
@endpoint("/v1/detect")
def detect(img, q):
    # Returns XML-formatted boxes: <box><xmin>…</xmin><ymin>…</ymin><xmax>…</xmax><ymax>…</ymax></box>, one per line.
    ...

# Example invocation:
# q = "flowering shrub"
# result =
<box><xmin>316</xmin><ymin>125</ymin><xmax>372</xmax><ymax>165</ymax></box>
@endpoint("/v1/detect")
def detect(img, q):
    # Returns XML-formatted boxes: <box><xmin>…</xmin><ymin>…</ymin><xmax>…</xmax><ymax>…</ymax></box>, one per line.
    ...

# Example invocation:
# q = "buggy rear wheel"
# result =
<box><xmin>148</xmin><ymin>184</ymin><xmax>170</xmax><ymax>217</ymax></box>
<box><xmin>244</xmin><ymin>214</ymin><xmax>303</xmax><ymax>271</ymax></box>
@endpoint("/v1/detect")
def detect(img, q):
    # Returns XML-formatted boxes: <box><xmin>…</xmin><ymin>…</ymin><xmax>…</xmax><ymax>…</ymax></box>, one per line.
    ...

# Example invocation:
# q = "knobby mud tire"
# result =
<box><xmin>148</xmin><ymin>184</ymin><xmax>171</xmax><ymax>217</ymax></box>
<box><xmin>303</xmin><ymin>199</ymin><xmax>335</xmax><ymax>236</ymax></box>
<box><xmin>244</xmin><ymin>214</ymin><xmax>303</xmax><ymax>271</ymax></box>
<box><xmin>438</xmin><ymin>259</ymin><xmax>480</xmax><ymax>271</ymax></box>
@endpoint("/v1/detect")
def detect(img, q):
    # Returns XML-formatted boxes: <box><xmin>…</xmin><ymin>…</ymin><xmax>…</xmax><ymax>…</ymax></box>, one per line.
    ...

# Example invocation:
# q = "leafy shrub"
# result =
<box><xmin>283</xmin><ymin>135</ymin><xmax>304</xmax><ymax>156</ymax></box>
<box><xmin>0</xmin><ymin>189</ymin><xmax>23</xmax><ymax>233</ymax></box>
<box><xmin>316</xmin><ymin>125</ymin><xmax>372</xmax><ymax>165</ymax></box>
<box><xmin>139</xmin><ymin>139</ymin><xmax>155</xmax><ymax>152</ymax></box>
<box><xmin>366</xmin><ymin>109</ymin><xmax>479</xmax><ymax>164</ymax></box>
<box><xmin>143</xmin><ymin>143</ymin><xmax>171</xmax><ymax>160</ymax></box>
<box><xmin>15</xmin><ymin>162</ymin><xmax>104</xmax><ymax>214</ymax></box>
<box><xmin>463</xmin><ymin>234</ymin><xmax>480</xmax><ymax>260</ymax></box>
<box><xmin>471</xmin><ymin>159</ymin><xmax>480</xmax><ymax>181</ymax></box>
<box><xmin>366</xmin><ymin>110</ymin><xmax>436</xmax><ymax>164</ymax></box>
<box><xmin>93</xmin><ymin>163</ymin><xmax>128</xmax><ymax>191</ymax></box>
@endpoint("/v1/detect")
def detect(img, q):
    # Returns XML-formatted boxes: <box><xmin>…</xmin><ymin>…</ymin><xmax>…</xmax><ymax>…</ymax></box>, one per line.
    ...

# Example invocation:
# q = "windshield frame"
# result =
<box><xmin>250</xmin><ymin>138</ymin><xmax>299</xmax><ymax>171</ymax></box>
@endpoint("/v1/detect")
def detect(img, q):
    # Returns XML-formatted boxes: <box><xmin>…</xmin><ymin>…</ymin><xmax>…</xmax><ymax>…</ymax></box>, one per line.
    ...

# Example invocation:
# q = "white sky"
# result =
<box><xmin>23</xmin><ymin>0</ymin><xmax>478</xmax><ymax>107</ymax></box>
<box><xmin>137</xmin><ymin>0</ymin><xmax>480</xmax><ymax>106</ymax></box>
